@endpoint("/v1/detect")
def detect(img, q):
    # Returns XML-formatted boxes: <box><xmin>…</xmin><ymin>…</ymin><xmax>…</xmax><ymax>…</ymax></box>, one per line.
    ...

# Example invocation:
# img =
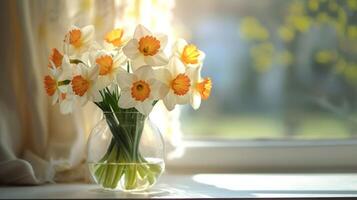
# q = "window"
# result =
<box><xmin>174</xmin><ymin>0</ymin><xmax>357</xmax><ymax>140</ymax></box>
<box><xmin>168</xmin><ymin>0</ymin><xmax>357</xmax><ymax>171</ymax></box>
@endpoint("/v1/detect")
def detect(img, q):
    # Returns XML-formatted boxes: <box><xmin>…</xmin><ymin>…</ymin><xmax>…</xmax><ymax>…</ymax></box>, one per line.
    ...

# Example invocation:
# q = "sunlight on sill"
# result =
<box><xmin>192</xmin><ymin>173</ymin><xmax>357</xmax><ymax>192</ymax></box>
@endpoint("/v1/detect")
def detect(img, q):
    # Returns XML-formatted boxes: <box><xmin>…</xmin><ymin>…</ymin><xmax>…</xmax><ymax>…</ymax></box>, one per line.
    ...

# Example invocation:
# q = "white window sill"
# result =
<box><xmin>167</xmin><ymin>140</ymin><xmax>357</xmax><ymax>172</ymax></box>
<box><xmin>1</xmin><ymin>173</ymin><xmax>357</xmax><ymax>199</ymax></box>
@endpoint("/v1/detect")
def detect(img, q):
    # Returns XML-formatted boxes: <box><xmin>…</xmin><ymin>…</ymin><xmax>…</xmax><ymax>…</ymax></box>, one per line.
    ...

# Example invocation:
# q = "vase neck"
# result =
<box><xmin>102</xmin><ymin>111</ymin><xmax>147</xmax><ymax>125</ymax></box>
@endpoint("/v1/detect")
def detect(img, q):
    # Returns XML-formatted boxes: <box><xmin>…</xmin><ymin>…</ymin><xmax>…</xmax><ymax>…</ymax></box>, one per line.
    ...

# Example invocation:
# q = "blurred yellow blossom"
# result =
<box><xmin>278</xmin><ymin>26</ymin><xmax>295</xmax><ymax>42</ymax></box>
<box><xmin>240</xmin><ymin>17</ymin><xmax>270</xmax><ymax>41</ymax></box>
<box><xmin>328</xmin><ymin>1</ymin><xmax>339</xmax><ymax>11</ymax></box>
<box><xmin>308</xmin><ymin>0</ymin><xmax>320</xmax><ymax>11</ymax></box>
<box><xmin>240</xmin><ymin>0</ymin><xmax>355</xmax><ymax>82</ymax></box>
<box><xmin>287</xmin><ymin>15</ymin><xmax>311</xmax><ymax>32</ymax></box>
<box><xmin>338</xmin><ymin>7</ymin><xmax>347</xmax><ymax>25</ymax></box>
<box><xmin>289</xmin><ymin>1</ymin><xmax>305</xmax><ymax>15</ymax></box>
<box><xmin>335</xmin><ymin>58</ymin><xmax>357</xmax><ymax>85</ymax></box>
<box><xmin>348</xmin><ymin>0</ymin><xmax>357</xmax><ymax>11</ymax></box>
<box><xmin>316</xmin><ymin>12</ymin><xmax>330</xmax><ymax>24</ymax></box>
<box><xmin>347</xmin><ymin>26</ymin><xmax>357</xmax><ymax>40</ymax></box>
<box><xmin>315</xmin><ymin>50</ymin><xmax>337</xmax><ymax>64</ymax></box>
<box><xmin>250</xmin><ymin>42</ymin><xmax>274</xmax><ymax>72</ymax></box>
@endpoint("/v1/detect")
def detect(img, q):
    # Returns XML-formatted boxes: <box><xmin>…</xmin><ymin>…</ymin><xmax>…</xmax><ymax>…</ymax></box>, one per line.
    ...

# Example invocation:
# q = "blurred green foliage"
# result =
<box><xmin>240</xmin><ymin>0</ymin><xmax>357</xmax><ymax>85</ymax></box>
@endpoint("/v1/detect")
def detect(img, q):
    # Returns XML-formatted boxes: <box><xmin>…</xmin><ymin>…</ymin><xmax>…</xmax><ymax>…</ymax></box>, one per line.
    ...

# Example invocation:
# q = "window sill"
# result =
<box><xmin>167</xmin><ymin>139</ymin><xmax>357</xmax><ymax>172</ymax></box>
<box><xmin>1</xmin><ymin>172</ymin><xmax>357</xmax><ymax>199</ymax></box>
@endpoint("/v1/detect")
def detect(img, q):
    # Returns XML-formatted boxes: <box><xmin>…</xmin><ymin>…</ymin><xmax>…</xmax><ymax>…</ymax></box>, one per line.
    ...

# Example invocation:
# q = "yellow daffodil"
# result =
<box><xmin>117</xmin><ymin>66</ymin><xmax>163</xmax><ymax>115</ymax></box>
<box><xmin>122</xmin><ymin>24</ymin><xmax>168</xmax><ymax>71</ymax></box>
<box><xmin>64</xmin><ymin>25</ymin><xmax>95</xmax><ymax>57</ymax></box>
<box><xmin>173</xmin><ymin>38</ymin><xmax>205</xmax><ymax>68</ymax></box>
<box><xmin>104</xmin><ymin>28</ymin><xmax>128</xmax><ymax>50</ymax></box>
<box><xmin>155</xmin><ymin>57</ymin><xmax>192</xmax><ymax>111</ymax></box>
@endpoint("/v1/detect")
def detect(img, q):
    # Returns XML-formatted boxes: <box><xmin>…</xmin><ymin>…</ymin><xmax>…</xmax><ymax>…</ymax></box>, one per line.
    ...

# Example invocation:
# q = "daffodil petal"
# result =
<box><xmin>156</xmin><ymin>33</ymin><xmax>168</xmax><ymax>49</ymax></box>
<box><xmin>173</xmin><ymin>38</ymin><xmax>187</xmax><ymax>56</ymax></box>
<box><xmin>96</xmin><ymin>76</ymin><xmax>110</xmax><ymax>90</ymax></box>
<box><xmin>187</xmin><ymin>65</ymin><xmax>202</xmax><ymax>84</ymax></box>
<box><xmin>118</xmin><ymin>89</ymin><xmax>136</xmax><ymax>109</ymax></box>
<box><xmin>88</xmin><ymin>65</ymin><xmax>99</xmax><ymax>80</ymax></box>
<box><xmin>177</xmin><ymin>93</ymin><xmax>190</xmax><ymax>105</ymax></box>
<box><xmin>190</xmin><ymin>90</ymin><xmax>201</xmax><ymax>110</ymax></box>
<box><xmin>134</xmin><ymin>24</ymin><xmax>151</xmax><ymax>40</ymax></box>
<box><xmin>81</xmin><ymin>25</ymin><xmax>95</xmax><ymax>43</ymax></box>
<box><xmin>76</xmin><ymin>63</ymin><xmax>88</xmax><ymax>77</ymax></box>
<box><xmin>58</xmin><ymin>85</ymin><xmax>68</xmax><ymax>93</ymax></box>
<box><xmin>123</xmin><ymin>39</ymin><xmax>140</xmax><ymax>59</ymax></box>
<box><xmin>147</xmin><ymin>79</ymin><xmax>163</xmax><ymax>100</ymax></box>
<box><xmin>144</xmin><ymin>52</ymin><xmax>168</xmax><ymax>66</ymax></box>
<box><xmin>131</xmin><ymin>56</ymin><xmax>146</xmax><ymax>71</ymax></box>
<box><xmin>135</xmin><ymin>100</ymin><xmax>153</xmax><ymax>115</ymax></box>
<box><xmin>163</xmin><ymin>92</ymin><xmax>177</xmax><ymax>111</ymax></box>
<box><xmin>154</xmin><ymin>68</ymin><xmax>172</xmax><ymax>85</ymax></box>
<box><xmin>135</xmin><ymin>65</ymin><xmax>154</xmax><ymax>81</ymax></box>
<box><xmin>168</xmin><ymin>56</ymin><xmax>186</xmax><ymax>75</ymax></box>
<box><xmin>52</xmin><ymin>92</ymin><xmax>59</xmax><ymax>105</ymax></box>
<box><xmin>91</xmin><ymin>89</ymin><xmax>103</xmax><ymax>102</ymax></box>
<box><xmin>113</xmin><ymin>51</ymin><xmax>127</xmax><ymax>66</ymax></box>
<box><xmin>117</xmin><ymin>71</ymin><xmax>134</xmax><ymax>89</ymax></box>
<box><xmin>198</xmin><ymin>50</ymin><xmax>206</xmax><ymax>61</ymax></box>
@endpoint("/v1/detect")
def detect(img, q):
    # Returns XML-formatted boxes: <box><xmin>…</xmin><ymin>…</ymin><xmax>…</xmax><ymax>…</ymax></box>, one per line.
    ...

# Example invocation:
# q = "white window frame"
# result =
<box><xmin>166</xmin><ymin>139</ymin><xmax>357</xmax><ymax>172</ymax></box>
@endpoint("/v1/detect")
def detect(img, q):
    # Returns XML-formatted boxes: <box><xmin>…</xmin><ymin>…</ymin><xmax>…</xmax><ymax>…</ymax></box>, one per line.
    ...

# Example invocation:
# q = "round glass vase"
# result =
<box><xmin>87</xmin><ymin>111</ymin><xmax>165</xmax><ymax>192</ymax></box>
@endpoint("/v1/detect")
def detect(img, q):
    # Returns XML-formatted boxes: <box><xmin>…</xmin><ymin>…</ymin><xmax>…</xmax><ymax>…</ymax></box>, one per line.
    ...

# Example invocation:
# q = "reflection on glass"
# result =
<box><xmin>175</xmin><ymin>0</ymin><xmax>357</xmax><ymax>139</ymax></box>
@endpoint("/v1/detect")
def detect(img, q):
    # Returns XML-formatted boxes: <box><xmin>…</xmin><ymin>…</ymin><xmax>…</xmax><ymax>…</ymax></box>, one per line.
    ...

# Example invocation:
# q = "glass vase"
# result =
<box><xmin>87</xmin><ymin>111</ymin><xmax>165</xmax><ymax>192</ymax></box>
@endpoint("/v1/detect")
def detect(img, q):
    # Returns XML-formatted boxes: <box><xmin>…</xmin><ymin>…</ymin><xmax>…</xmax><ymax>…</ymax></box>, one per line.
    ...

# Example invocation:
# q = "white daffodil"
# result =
<box><xmin>188</xmin><ymin>66</ymin><xmax>212</xmax><ymax>109</ymax></box>
<box><xmin>173</xmin><ymin>38</ymin><xmax>205</xmax><ymax>68</ymax></box>
<box><xmin>122</xmin><ymin>24</ymin><xmax>168</xmax><ymax>71</ymax></box>
<box><xmin>155</xmin><ymin>57</ymin><xmax>192</xmax><ymax>111</ymax></box>
<box><xmin>92</xmin><ymin>51</ymin><xmax>127</xmax><ymax>90</ymax></box>
<box><xmin>64</xmin><ymin>25</ymin><xmax>95</xmax><ymax>57</ymax></box>
<box><xmin>117</xmin><ymin>66</ymin><xmax>162</xmax><ymax>115</ymax></box>
<box><xmin>44</xmin><ymin>55</ymin><xmax>72</xmax><ymax>105</ymax></box>
<box><xmin>71</xmin><ymin>63</ymin><xmax>102</xmax><ymax>105</ymax></box>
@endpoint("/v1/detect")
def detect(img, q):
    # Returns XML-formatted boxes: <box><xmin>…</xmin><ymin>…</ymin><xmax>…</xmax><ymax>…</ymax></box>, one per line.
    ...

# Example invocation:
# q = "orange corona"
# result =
<box><xmin>181</xmin><ymin>44</ymin><xmax>200</xmax><ymax>65</ymax></box>
<box><xmin>138</xmin><ymin>36</ymin><xmax>160</xmax><ymax>56</ymax></box>
<box><xmin>72</xmin><ymin>75</ymin><xmax>90</xmax><ymax>96</ymax></box>
<box><xmin>96</xmin><ymin>55</ymin><xmax>113</xmax><ymax>75</ymax></box>
<box><xmin>105</xmin><ymin>28</ymin><xmax>124</xmax><ymax>47</ymax></box>
<box><xmin>171</xmin><ymin>74</ymin><xmax>191</xmax><ymax>96</ymax></box>
<box><xmin>48</xmin><ymin>48</ymin><xmax>63</xmax><ymax>68</ymax></box>
<box><xmin>68</xmin><ymin>29</ymin><xmax>82</xmax><ymax>48</ymax></box>
<box><xmin>196</xmin><ymin>77</ymin><xmax>212</xmax><ymax>100</ymax></box>
<box><xmin>131</xmin><ymin>80</ymin><xmax>151</xmax><ymax>101</ymax></box>
<box><xmin>44</xmin><ymin>75</ymin><xmax>57</xmax><ymax>96</ymax></box>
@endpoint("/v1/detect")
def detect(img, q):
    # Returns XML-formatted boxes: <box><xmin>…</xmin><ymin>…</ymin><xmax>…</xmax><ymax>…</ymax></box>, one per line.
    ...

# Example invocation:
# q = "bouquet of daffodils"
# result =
<box><xmin>44</xmin><ymin>24</ymin><xmax>212</xmax><ymax>189</ymax></box>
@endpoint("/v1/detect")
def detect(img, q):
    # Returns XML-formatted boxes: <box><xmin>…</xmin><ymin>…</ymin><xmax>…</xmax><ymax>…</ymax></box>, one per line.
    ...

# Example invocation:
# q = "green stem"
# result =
<box><xmin>92</xmin><ymin>87</ymin><xmax>161</xmax><ymax>190</ymax></box>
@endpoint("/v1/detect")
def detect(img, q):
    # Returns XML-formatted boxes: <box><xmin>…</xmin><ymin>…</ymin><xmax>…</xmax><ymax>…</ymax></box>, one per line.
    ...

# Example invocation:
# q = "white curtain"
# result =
<box><xmin>0</xmin><ymin>0</ymin><xmax>178</xmax><ymax>185</ymax></box>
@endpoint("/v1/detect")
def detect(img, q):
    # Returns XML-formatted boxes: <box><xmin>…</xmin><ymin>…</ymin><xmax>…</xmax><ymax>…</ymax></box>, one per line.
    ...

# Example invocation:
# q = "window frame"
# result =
<box><xmin>166</xmin><ymin>139</ymin><xmax>357</xmax><ymax>172</ymax></box>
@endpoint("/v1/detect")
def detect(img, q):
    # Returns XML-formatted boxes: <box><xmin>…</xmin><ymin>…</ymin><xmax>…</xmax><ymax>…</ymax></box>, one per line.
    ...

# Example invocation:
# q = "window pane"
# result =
<box><xmin>175</xmin><ymin>0</ymin><xmax>357</xmax><ymax>139</ymax></box>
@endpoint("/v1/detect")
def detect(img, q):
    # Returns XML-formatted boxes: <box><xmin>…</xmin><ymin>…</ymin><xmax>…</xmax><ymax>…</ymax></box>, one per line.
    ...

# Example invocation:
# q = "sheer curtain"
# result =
<box><xmin>0</xmin><ymin>0</ymin><xmax>177</xmax><ymax>185</ymax></box>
